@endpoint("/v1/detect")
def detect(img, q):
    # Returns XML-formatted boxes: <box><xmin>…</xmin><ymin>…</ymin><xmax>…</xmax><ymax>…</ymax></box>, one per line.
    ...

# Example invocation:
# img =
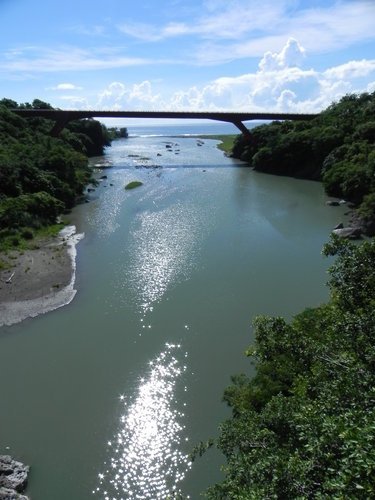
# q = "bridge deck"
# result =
<box><xmin>11</xmin><ymin>109</ymin><xmax>319</xmax><ymax>137</ymax></box>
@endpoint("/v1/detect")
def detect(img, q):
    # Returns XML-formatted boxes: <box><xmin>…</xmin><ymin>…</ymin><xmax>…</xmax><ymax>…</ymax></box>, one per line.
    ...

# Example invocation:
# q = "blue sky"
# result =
<box><xmin>1</xmin><ymin>0</ymin><xmax>375</xmax><ymax>113</ymax></box>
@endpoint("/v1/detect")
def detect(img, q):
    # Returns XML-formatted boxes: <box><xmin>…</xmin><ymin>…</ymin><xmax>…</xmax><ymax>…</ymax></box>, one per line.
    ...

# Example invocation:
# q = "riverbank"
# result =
<box><xmin>197</xmin><ymin>134</ymin><xmax>236</xmax><ymax>153</ymax></box>
<box><xmin>0</xmin><ymin>226</ymin><xmax>82</xmax><ymax>327</ymax></box>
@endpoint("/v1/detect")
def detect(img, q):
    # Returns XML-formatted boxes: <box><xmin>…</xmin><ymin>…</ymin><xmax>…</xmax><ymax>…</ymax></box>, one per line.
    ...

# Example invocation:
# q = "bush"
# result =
<box><xmin>125</xmin><ymin>181</ymin><xmax>143</xmax><ymax>190</ymax></box>
<box><xmin>0</xmin><ymin>192</ymin><xmax>64</xmax><ymax>229</ymax></box>
<box><xmin>21</xmin><ymin>229</ymin><xmax>34</xmax><ymax>240</ymax></box>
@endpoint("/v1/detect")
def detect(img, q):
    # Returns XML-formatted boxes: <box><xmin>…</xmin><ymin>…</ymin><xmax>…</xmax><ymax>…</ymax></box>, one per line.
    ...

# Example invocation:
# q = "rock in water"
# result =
<box><xmin>0</xmin><ymin>456</ymin><xmax>29</xmax><ymax>499</ymax></box>
<box><xmin>0</xmin><ymin>487</ymin><xmax>29</xmax><ymax>499</ymax></box>
<box><xmin>332</xmin><ymin>227</ymin><xmax>362</xmax><ymax>239</ymax></box>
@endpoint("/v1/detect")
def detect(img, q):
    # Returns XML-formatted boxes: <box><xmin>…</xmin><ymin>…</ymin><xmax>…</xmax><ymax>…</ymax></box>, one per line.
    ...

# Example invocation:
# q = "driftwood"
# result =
<box><xmin>5</xmin><ymin>272</ymin><xmax>15</xmax><ymax>284</ymax></box>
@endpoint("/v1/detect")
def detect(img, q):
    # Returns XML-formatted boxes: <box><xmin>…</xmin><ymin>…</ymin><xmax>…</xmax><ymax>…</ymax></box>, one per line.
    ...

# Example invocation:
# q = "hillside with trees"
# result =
<box><xmin>207</xmin><ymin>235</ymin><xmax>375</xmax><ymax>498</ymax></box>
<box><xmin>232</xmin><ymin>92</ymin><xmax>375</xmax><ymax>235</ymax></box>
<box><xmin>0</xmin><ymin>99</ymin><xmax>112</xmax><ymax>250</ymax></box>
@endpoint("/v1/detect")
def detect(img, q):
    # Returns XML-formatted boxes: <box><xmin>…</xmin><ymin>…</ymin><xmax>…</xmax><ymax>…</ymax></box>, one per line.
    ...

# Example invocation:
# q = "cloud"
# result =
<box><xmin>117</xmin><ymin>1</ymin><xmax>289</xmax><ymax>42</ymax></box>
<box><xmin>0</xmin><ymin>46</ymin><xmax>163</xmax><ymax>73</ymax></box>
<box><xmin>97</xmin><ymin>81</ymin><xmax>162</xmax><ymax>110</ymax></box>
<box><xmin>324</xmin><ymin>60</ymin><xmax>375</xmax><ymax>80</ymax></box>
<box><xmin>259</xmin><ymin>38</ymin><xmax>305</xmax><ymax>71</ymax></box>
<box><xmin>276</xmin><ymin>89</ymin><xmax>297</xmax><ymax>111</ymax></box>
<box><xmin>116</xmin><ymin>23</ymin><xmax>164</xmax><ymax>42</ymax></box>
<box><xmin>57</xmin><ymin>96</ymin><xmax>91</xmax><ymax>109</ymax></box>
<box><xmin>49</xmin><ymin>83</ymin><xmax>83</xmax><ymax>91</ymax></box>
<box><xmin>68</xmin><ymin>24</ymin><xmax>106</xmax><ymax>36</ymax></box>
<box><xmin>3</xmin><ymin>2</ymin><xmax>375</xmax><ymax>75</ymax></box>
<box><xmin>116</xmin><ymin>0</ymin><xmax>375</xmax><ymax>66</ymax></box>
<box><xmin>93</xmin><ymin>37</ymin><xmax>375</xmax><ymax>114</ymax></box>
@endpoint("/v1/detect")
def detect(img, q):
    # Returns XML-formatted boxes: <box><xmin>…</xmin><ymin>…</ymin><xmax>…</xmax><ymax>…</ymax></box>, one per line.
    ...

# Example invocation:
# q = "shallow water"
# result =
<box><xmin>0</xmin><ymin>124</ymin><xmax>347</xmax><ymax>499</ymax></box>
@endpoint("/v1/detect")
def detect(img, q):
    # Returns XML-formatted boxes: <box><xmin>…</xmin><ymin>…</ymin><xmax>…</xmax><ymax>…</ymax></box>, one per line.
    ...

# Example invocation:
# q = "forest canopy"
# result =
<box><xmin>0</xmin><ymin>98</ymin><xmax>113</xmax><ymax>248</ymax></box>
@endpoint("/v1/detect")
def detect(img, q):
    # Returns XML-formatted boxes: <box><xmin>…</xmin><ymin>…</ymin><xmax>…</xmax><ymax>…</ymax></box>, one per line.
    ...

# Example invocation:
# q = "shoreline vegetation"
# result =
<box><xmin>0</xmin><ymin>98</ymin><xmax>123</xmax><ymax>327</ymax></box>
<box><xmin>197</xmin><ymin>134</ymin><xmax>236</xmax><ymax>153</ymax></box>
<box><xmin>205</xmin><ymin>236</ymin><xmax>375</xmax><ymax>498</ymax></box>
<box><xmin>228</xmin><ymin>91</ymin><xmax>375</xmax><ymax>237</ymax></box>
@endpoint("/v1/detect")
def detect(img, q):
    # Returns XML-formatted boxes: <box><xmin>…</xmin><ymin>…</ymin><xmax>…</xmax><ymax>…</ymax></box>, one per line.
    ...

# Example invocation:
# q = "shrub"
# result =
<box><xmin>21</xmin><ymin>229</ymin><xmax>34</xmax><ymax>240</ymax></box>
<box><xmin>125</xmin><ymin>181</ymin><xmax>143</xmax><ymax>190</ymax></box>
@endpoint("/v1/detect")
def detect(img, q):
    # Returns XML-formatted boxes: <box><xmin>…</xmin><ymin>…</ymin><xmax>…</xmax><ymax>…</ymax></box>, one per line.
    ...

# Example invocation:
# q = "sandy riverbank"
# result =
<box><xmin>0</xmin><ymin>226</ymin><xmax>83</xmax><ymax>327</ymax></box>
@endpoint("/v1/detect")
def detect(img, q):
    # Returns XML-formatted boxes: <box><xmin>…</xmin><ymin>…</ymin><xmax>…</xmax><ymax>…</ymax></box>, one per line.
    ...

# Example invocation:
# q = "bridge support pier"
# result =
<box><xmin>232</xmin><ymin>121</ymin><xmax>252</xmax><ymax>142</ymax></box>
<box><xmin>51</xmin><ymin>117</ymin><xmax>70</xmax><ymax>137</ymax></box>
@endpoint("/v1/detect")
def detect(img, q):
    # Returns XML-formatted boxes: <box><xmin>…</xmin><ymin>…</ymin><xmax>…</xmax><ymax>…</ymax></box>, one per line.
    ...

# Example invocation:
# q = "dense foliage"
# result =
<box><xmin>232</xmin><ymin>92</ymin><xmax>375</xmax><ymax>233</ymax></box>
<box><xmin>207</xmin><ymin>236</ymin><xmax>375</xmax><ymax>498</ymax></box>
<box><xmin>0</xmin><ymin>98</ymin><xmax>112</xmax><ymax>247</ymax></box>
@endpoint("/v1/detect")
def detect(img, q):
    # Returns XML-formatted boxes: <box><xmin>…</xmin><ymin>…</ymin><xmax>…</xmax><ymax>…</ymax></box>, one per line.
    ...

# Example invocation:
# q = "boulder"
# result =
<box><xmin>0</xmin><ymin>456</ymin><xmax>29</xmax><ymax>496</ymax></box>
<box><xmin>0</xmin><ymin>487</ymin><xmax>29</xmax><ymax>499</ymax></box>
<box><xmin>332</xmin><ymin>227</ymin><xmax>362</xmax><ymax>239</ymax></box>
<box><xmin>333</xmin><ymin>222</ymin><xmax>344</xmax><ymax>230</ymax></box>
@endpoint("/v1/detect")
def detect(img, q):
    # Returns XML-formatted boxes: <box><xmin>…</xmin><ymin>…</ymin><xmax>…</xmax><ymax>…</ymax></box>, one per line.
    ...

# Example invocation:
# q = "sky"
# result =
<box><xmin>1</xmin><ymin>0</ymin><xmax>375</xmax><ymax>115</ymax></box>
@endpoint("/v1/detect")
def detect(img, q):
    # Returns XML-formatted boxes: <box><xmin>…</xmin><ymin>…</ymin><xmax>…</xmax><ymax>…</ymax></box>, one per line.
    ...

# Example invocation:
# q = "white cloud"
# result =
<box><xmin>3</xmin><ymin>3</ymin><xmax>375</xmax><ymax>74</ymax></box>
<box><xmin>117</xmin><ymin>1</ymin><xmax>289</xmax><ymax>43</ymax></box>
<box><xmin>49</xmin><ymin>83</ymin><xmax>83</xmax><ymax>90</ymax></box>
<box><xmin>324</xmin><ymin>60</ymin><xmax>375</xmax><ymax>80</ymax></box>
<box><xmin>259</xmin><ymin>38</ymin><xmax>305</xmax><ymax>71</ymax></box>
<box><xmin>97</xmin><ymin>81</ymin><xmax>162</xmax><ymax>110</ymax></box>
<box><xmin>0</xmin><ymin>47</ymin><xmax>162</xmax><ymax>73</ymax></box>
<box><xmin>276</xmin><ymin>89</ymin><xmax>297</xmax><ymax>111</ymax></box>
<box><xmin>54</xmin><ymin>37</ymin><xmax>375</xmax><ymax>115</ymax></box>
<box><xmin>116</xmin><ymin>0</ymin><xmax>375</xmax><ymax>66</ymax></box>
<box><xmin>116</xmin><ymin>23</ymin><xmax>163</xmax><ymax>42</ymax></box>
<box><xmin>68</xmin><ymin>24</ymin><xmax>106</xmax><ymax>36</ymax></box>
<box><xmin>56</xmin><ymin>95</ymin><xmax>90</xmax><ymax>109</ymax></box>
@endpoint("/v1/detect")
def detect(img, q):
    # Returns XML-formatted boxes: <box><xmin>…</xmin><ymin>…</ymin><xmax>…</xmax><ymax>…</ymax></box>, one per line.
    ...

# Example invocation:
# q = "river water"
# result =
<box><xmin>0</xmin><ymin>123</ymin><xmax>347</xmax><ymax>499</ymax></box>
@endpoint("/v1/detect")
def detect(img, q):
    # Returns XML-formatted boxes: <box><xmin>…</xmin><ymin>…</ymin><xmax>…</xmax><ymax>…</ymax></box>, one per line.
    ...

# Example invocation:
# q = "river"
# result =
<box><xmin>0</xmin><ymin>122</ymin><xmax>347</xmax><ymax>499</ymax></box>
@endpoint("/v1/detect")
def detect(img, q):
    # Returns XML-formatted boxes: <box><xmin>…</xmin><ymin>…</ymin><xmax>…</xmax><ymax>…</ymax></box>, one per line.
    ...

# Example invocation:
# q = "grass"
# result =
<box><xmin>125</xmin><ymin>181</ymin><xmax>143</xmax><ymax>190</ymax></box>
<box><xmin>0</xmin><ymin>222</ymin><xmax>66</xmax><ymax>253</ymax></box>
<box><xmin>196</xmin><ymin>134</ymin><xmax>237</xmax><ymax>153</ymax></box>
<box><xmin>34</xmin><ymin>222</ymin><xmax>66</xmax><ymax>239</ymax></box>
<box><xmin>0</xmin><ymin>259</ymin><xmax>9</xmax><ymax>271</ymax></box>
<box><xmin>0</xmin><ymin>232</ymin><xmax>28</xmax><ymax>253</ymax></box>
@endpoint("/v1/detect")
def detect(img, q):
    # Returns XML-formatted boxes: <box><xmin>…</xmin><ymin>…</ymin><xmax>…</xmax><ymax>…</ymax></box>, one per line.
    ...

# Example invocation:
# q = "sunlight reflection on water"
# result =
<box><xmin>86</xmin><ymin>175</ymin><xmax>126</xmax><ymax>238</ymax></box>
<box><xmin>95</xmin><ymin>343</ymin><xmax>191</xmax><ymax>499</ymax></box>
<box><xmin>126</xmin><ymin>203</ymin><xmax>205</xmax><ymax>315</ymax></box>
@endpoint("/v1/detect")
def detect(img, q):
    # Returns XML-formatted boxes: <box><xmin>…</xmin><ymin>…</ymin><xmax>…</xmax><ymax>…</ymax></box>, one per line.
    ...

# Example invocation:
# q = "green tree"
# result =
<box><xmin>0</xmin><ymin>98</ymin><xmax>105</xmax><ymax>246</ymax></box>
<box><xmin>207</xmin><ymin>237</ymin><xmax>375</xmax><ymax>499</ymax></box>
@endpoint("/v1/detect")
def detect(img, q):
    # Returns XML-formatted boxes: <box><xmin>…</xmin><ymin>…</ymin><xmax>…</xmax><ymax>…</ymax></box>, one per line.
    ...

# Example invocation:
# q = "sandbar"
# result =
<box><xmin>0</xmin><ymin>226</ymin><xmax>83</xmax><ymax>327</ymax></box>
